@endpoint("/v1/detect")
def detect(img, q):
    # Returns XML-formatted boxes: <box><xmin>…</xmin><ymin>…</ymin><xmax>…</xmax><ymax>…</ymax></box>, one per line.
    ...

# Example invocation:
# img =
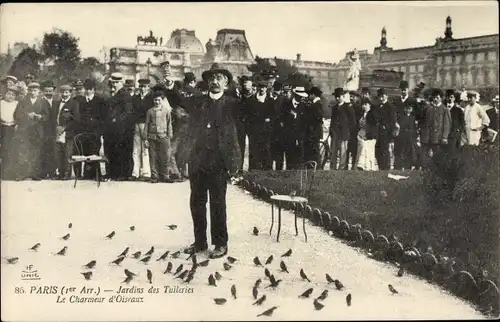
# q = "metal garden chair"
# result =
<box><xmin>69</xmin><ymin>133</ymin><xmax>108</xmax><ymax>188</ymax></box>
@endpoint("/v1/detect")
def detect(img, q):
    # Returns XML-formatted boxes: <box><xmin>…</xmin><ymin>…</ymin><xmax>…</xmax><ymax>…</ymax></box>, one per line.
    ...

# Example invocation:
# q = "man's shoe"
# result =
<box><xmin>183</xmin><ymin>243</ymin><xmax>208</xmax><ymax>254</ymax></box>
<box><xmin>209</xmin><ymin>245</ymin><xmax>228</xmax><ymax>259</ymax></box>
<box><xmin>150</xmin><ymin>178</ymin><xmax>159</xmax><ymax>183</ymax></box>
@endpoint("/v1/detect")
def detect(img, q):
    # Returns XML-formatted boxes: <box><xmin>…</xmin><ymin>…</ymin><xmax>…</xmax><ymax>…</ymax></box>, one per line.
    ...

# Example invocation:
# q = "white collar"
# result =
<box><xmin>292</xmin><ymin>98</ymin><xmax>299</xmax><ymax>106</ymax></box>
<box><xmin>86</xmin><ymin>94</ymin><xmax>94</xmax><ymax>101</ymax></box>
<box><xmin>401</xmin><ymin>96</ymin><xmax>408</xmax><ymax>102</ymax></box>
<box><xmin>209</xmin><ymin>91</ymin><xmax>224</xmax><ymax>100</ymax></box>
<box><xmin>256</xmin><ymin>92</ymin><xmax>266</xmax><ymax>103</ymax></box>
<box><xmin>312</xmin><ymin>97</ymin><xmax>320</xmax><ymax>103</ymax></box>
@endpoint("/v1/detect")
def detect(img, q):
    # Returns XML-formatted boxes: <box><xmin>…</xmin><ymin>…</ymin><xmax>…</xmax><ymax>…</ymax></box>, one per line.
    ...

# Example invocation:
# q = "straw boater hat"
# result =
<box><xmin>27</xmin><ymin>82</ymin><xmax>40</xmax><ymax>89</ymax></box>
<box><xmin>109</xmin><ymin>72</ymin><xmax>124</xmax><ymax>83</ymax></box>
<box><xmin>292</xmin><ymin>86</ymin><xmax>308</xmax><ymax>98</ymax></box>
<box><xmin>202</xmin><ymin>63</ymin><xmax>233</xmax><ymax>84</ymax></box>
<box><xmin>60</xmin><ymin>84</ymin><xmax>73</xmax><ymax>91</ymax></box>
<box><xmin>2</xmin><ymin>75</ymin><xmax>18</xmax><ymax>84</ymax></box>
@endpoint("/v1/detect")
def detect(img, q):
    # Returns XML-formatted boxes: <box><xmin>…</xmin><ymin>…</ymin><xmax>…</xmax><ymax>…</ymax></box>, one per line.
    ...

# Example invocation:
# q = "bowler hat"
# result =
<box><xmin>152</xmin><ymin>91</ymin><xmax>163</xmax><ymax>99</ymax></box>
<box><xmin>83</xmin><ymin>79</ymin><xmax>97</xmax><ymax>89</ymax></box>
<box><xmin>431</xmin><ymin>88</ymin><xmax>443</xmax><ymax>98</ymax></box>
<box><xmin>183</xmin><ymin>72</ymin><xmax>196</xmax><ymax>84</ymax></box>
<box><xmin>399</xmin><ymin>80</ymin><xmax>409</xmax><ymax>90</ymax></box>
<box><xmin>42</xmin><ymin>80</ymin><xmax>55</xmax><ymax>88</ymax></box>
<box><xmin>124</xmin><ymin>79</ymin><xmax>135</xmax><ymax>88</ymax></box>
<box><xmin>377</xmin><ymin>88</ymin><xmax>387</xmax><ymax>97</ymax></box>
<box><xmin>309</xmin><ymin>86</ymin><xmax>323</xmax><ymax>97</ymax></box>
<box><xmin>272</xmin><ymin>81</ymin><xmax>283</xmax><ymax>91</ymax></box>
<box><xmin>60</xmin><ymin>84</ymin><xmax>73</xmax><ymax>91</ymax></box>
<box><xmin>202</xmin><ymin>63</ymin><xmax>233</xmax><ymax>83</ymax></box>
<box><xmin>418</xmin><ymin>82</ymin><xmax>426</xmax><ymax>88</ymax></box>
<box><xmin>138</xmin><ymin>79</ymin><xmax>150</xmax><ymax>85</ymax></box>
<box><xmin>333</xmin><ymin>87</ymin><xmax>344</xmax><ymax>97</ymax></box>
<box><xmin>27</xmin><ymin>82</ymin><xmax>40</xmax><ymax>89</ymax></box>
<box><xmin>361</xmin><ymin>98</ymin><xmax>372</xmax><ymax>106</ymax></box>
<box><xmin>152</xmin><ymin>84</ymin><xmax>167</xmax><ymax>93</ymax></box>
<box><xmin>445</xmin><ymin>89</ymin><xmax>455</xmax><ymax>97</ymax></box>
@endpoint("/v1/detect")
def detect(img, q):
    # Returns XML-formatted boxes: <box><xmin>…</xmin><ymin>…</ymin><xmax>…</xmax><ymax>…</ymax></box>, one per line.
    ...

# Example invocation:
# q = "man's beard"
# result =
<box><xmin>45</xmin><ymin>95</ymin><xmax>53</xmax><ymax>99</ymax></box>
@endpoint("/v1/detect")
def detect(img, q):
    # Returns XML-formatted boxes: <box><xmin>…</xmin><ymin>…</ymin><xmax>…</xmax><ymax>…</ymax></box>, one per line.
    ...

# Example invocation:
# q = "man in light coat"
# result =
<box><xmin>463</xmin><ymin>91</ymin><xmax>489</xmax><ymax>146</ymax></box>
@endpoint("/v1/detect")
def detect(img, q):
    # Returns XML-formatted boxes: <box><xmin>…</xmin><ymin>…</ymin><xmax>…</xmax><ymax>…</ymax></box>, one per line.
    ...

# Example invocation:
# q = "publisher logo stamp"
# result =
<box><xmin>21</xmin><ymin>265</ymin><xmax>41</xmax><ymax>281</ymax></box>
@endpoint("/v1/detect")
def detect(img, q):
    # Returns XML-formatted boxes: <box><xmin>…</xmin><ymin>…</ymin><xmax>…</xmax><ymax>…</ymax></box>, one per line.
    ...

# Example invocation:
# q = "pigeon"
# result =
<box><xmin>140</xmin><ymin>256</ymin><xmax>151</xmax><ymax>264</ymax></box>
<box><xmin>29</xmin><ymin>243</ymin><xmax>41</xmax><ymax>251</ymax></box>
<box><xmin>5</xmin><ymin>257</ymin><xmax>19</xmax><ymax>264</ymax></box>
<box><xmin>144</xmin><ymin>246</ymin><xmax>155</xmax><ymax>256</ymax></box>
<box><xmin>175</xmin><ymin>270</ymin><xmax>189</xmax><ymax>280</ymax></box>
<box><xmin>198</xmin><ymin>259</ymin><xmax>209</xmax><ymax>267</ymax></box>
<box><xmin>164</xmin><ymin>262</ymin><xmax>173</xmax><ymax>274</ymax></box>
<box><xmin>300</xmin><ymin>269</ymin><xmax>311</xmax><ymax>282</ymax></box>
<box><xmin>124</xmin><ymin>269</ymin><xmax>137</xmax><ymax>277</ymax></box>
<box><xmin>129</xmin><ymin>225</ymin><xmax>135</xmax><ymax>231</ymax></box>
<box><xmin>131</xmin><ymin>251</ymin><xmax>142</xmax><ymax>259</ymax></box>
<box><xmin>281</xmin><ymin>249</ymin><xmax>292</xmax><ymax>257</ymax></box>
<box><xmin>280</xmin><ymin>261</ymin><xmax>289</xmax><ymax>273</ymax></box>
<box><xmin>257</xmin><ymin>305</ymin><xmax>277</xmax><ymax>316</ymax></box>
<box><xmin>316</xmin><ymin>290</ymin><xmax>328</xmax><ymax>301</ymax></box>
<box><xmin>223</xmin><ymin>262</ymin><xmax>232</xmax><ymax>271</ymax></box>
<box><xmin>61</xmin><ymin>233</ymin><xmax>70</xmax><ymax>240</ymax></box>
<box><xmin>147</xmin><ymin>269</ymin><xmax>153</xmax><ymax>284</ymax></box>
<box><xmin>111</xmin><ymin>256</ymin><xmax>125</xmax><ymax>265</ymax></box>
<box><xmin>184</xmin><ymin>270</ymin><xmax>195</xmax><ymax>284</ymax></box>
<box><xmin>397</xmin><ymin>267</ymin><xmax>404</xmax><ymax>277</ymax></box>
<box><xmin>252</xmin><ymin>286</ymin><xmax>259</xmax><ymax>299</ymax></box>
<box><xmin>55</xmin><ymin>246</ymin><xmax>67</xmax><ymax>256</ymax></box>
<box><xmin>325</xmin><ymin>273</ymin><xmax>334</xmax><ymax>284</ymax></box>
<box><xmin>157</xmin><ymin>250</ymin><xmax>170</xmax><ymax>261</ymax></box>
<box><xmin>227</xmin><ymin>256</ymin><xmax>238</xmax><ymax>264</ymax></box>
<box><xmin>231</xmin><ymin>284</ymin><xmax>237</xmax><ymax>299</ymax></box>
<box><xmin>174</xmin><ymin>264</ymin><xmax>184</xmax><ymax>276</ymax></box>
<box><xmin>253</xmin><ymin>257</ymin><xmax>263</xmax><ymax>267</ymax></box>
<box><xmin>334</xmin><ymin>279</ymin><xmax>344</xmax><ymax>290</ymax></box>
<box><xmin>346</xmin><ymin>293</ymin><xmax>352</xmax><ymax>306</ymax></box>
<box><xmin>254</xmin><ymin>278</ymin><xmax>262</xmax><ymax>289</ymax></box>
<box><xmin>81</xmin><ymin>271</ymin><xmax>92</xmax><ymax>280</ymax></box>
<box><xmin>265</xmin><ymin>255</ymin><xmax>273</xmax><ymax>265</ymax></box>
<box><xmin>122</xmin><ymin>276</ymin><xmax>133</xmax><ymax>284</ymax></box>
<box><xmin>266</xmin><ymin>275</ymin><xmax>282</xmax><ymax>289</ymax></box>
<box><xmin>190</xmin><ymin>254</ymin><xmax>198</xmax><ymax>266</ymax></box>
<box><xmin>215</xmin><ymin>271</ymin><xmax>223</xmax><ymax>281</ymax></box>
<box><xmin>388</xmin><ymin>284</ymin><xmax>399</xmax><ymax>294</ymax></box>
<box><xmin>83</xmin><ymin>260</ymin><xmax>97</xmax><ymax>269</ymax></box>
<box><xmin>167</xmin><ymin>225</ymin><xmax>178</xmax><ymax>230</ymax></box>
<box><xmin>68</xmin><ymin>223</ymin><xmax>72</xmax><ymax>229</ymax></box>
<box><xmin>106</xmin><ymin>231</ymin><xmax>115</xmax><ymax>239</ymax></box>
<box><xmin>289</xmin><ymin>190</ymin><xmax>296</xmax><ymax>197</ymax></box>
<box><xmin>253</xmin><ymin>294</ymin><xmax>267</xmax><ymax>306</ymax></box>
<box><xmin>213</xmin><ymin>298</ymin><xmax>227</xmax><ymax>305</ymax></box>
<box><xmin>118</xmin><ymin>247</ymin><xmax>130</xmax><ymax>258</ymax></box>
<box><xmin>264</xmin><ymin>268</ymin><xmax>271</xmax><ymax>279</ymax></box>
<box><xmin>171</xmin><ymin>251</ymin><xmax>181</xmax><ymax>259</ymax></box>
<box><xmin>208</xmin><ymin>274</ymin><xmax>217</xmax><ymax>286</ymax></box>
<box><xmin>253</xmin><ymin>227</ymin><xmax>259</xmax><ymax>236</ymax></box>
<box><xmin>299</xmin><ymin>288</ymin><xmax>314</xmax><ymax>298</ymax></box>
<box><xmin>313</xmin><ymin>299</ymin><xmax>324</xmax><ymax>310</ymax></box>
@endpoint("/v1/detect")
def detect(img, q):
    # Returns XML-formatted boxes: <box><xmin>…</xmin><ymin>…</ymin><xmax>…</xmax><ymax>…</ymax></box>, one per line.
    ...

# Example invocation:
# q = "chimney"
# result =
<box><xmin>296</xmin><ymin>53</ymin><xmax>302</xmax><ymax>63</ymax></box>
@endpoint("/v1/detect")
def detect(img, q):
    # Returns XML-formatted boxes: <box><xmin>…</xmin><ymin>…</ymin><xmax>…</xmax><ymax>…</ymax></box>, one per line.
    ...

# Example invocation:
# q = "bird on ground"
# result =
<box><xmin>313</xmin><ymin>299</ymin><xmax>324</xmax><ymax>310</ymax></box>
<box><xmin>131</xmin><ymin>251</ymin><xmax>142</xmax><ymax>259</ymax></box>
<box><xmin>346</xmin><ymin>293</ymin><xmax>352</xmax><ymax>306</ymax></box>
<box><xmin>157</xmin><ymin>250</ymin><xmax>170</xmax><ymax>261</ymax></box>
<box><xmin>213</xmin><ymin>298</ymin><xmax>227</xmax><ymax>305</ymax></box>
<box><xmin>325</xmin><ymin>273</ymin><xmax>334</xmax><ymax>284</ymax></box>
<box><xmin>252</xmin><ymin>286</ymin><xmax>259</xmax><ymax>299</ymax></box>
<box><xmin>29</xmin><ymin>243</ymin><xmax>41</xmax><ymax>251</ymax></box>
<box><xmin>55</xmin><ymin>246</ymin><xmax>67</xmax><ymax>256</ymax></box>
<box><xmin>140</xmin><ymin>256</ymin><xmax>151</xmax><ymax>264</ymax></box>
<box><xmin>397</xmin><ymin>267</ymin><xmax>404</xmax><ymax>277</ymax></box>
<box><xmin>106</xmin><ymin>231</ymin><xmax>115</xmax><ymax>239</ymax></box>
<box><xmin>166</xmin><ymin>225</ymin><xmax>178</xmax><ymax>230</ymax></box>
<box><xmin>83</xmin><ymin>260</ymin><xmax>97</xmax><ymax>269</ymax></box>
<box><xmin>253</xmin><ymin>295</ymin><xmax>267</xmax><ymax>306</ymax></box>
<box><xmin>300</xmin><ymin>269</ymin><xmax>311</xmax><ymax>282</ymax></box>
<box><xmin>81</xmin><ymin>272</ymin><xmax>92</xmax><ymax>280</ymax></box>
<box><xmin>164</xmin><ymin>262</ymin><xmax>173</xmax><ymax>274</ymax></box>
<box><xmin>129</xmin><ymin>226</ymin><xmax>135</xmax><ymax>231</ymax></box>
<box><xmin>68</xmin><ymin>223</ymin><xmax>72</xmax><ymax>229</ymax></box>
<box><xmin>253</xmin><ymin>227</ymin><xmax>259</xmax><ymax>236</ymax></box>
<box><xmin>111</xmin><ymin>256</ymin><xmax>125</xmax><ymax>266</ymax></box>
<box><xmin>231</xmin><ymin>285</ymin><xmax>237</xmax><ymax>299</ymax></box>
<box><xmin>215</xmin><ymin>271</ymin><xmax>223</xmax><ymax>281</ymax></box>
<box><xmin>265</xmin><ymin>255</ymin><xmax>273</xmax><ymax>265</ymax></box>
<box><xmin>266</xmin><ymin>275</ymin><xmax>282</xmax><ymax>289</ymax></box>
<box><xmin>61</xmin><ymin>233</ymin><xmax>70</xmax><ymax>240</ymax></box>
<box><xmin>184</xmin><ymin>270</ymin><xmax>195</xmax><ymax>284</ymax></box>
<box><xmin>388</xmin><ymin>284</ymin><xmax>399</xmax><ymax>294</ymax></box>
<box><xmin>253</xmin><ymin>257</ymin><xmax>263</xmax><ymax>267</ymax></box>
<box><xmin>118</xmin><ymin>247</ymin><xmax>130</xmax><ymax>258</ymax></box>
<box><xmin>198</xmin><ymin>259</ymin><xmax>209</xmax><ymax>267</ymax></box>
<box><xmin>208</xmin><ymin>274</ymin><xmax>217</xmax><ymax>286</ymax></box>
<box><xmin>280</xmin><ymin>261</ymin><xmax>289</xmax><ymax>273</ymax></box>
<box><xmin>299</xmin><ymin>288</ymin><xmax>314</xmax><ymax>298</ymax></box>
<box><xmin>281</xmin><ymin>249</ymin><xmax>292</xmax><ymax>257</ymax></box>
<box><xmin>5</xmin><ymin>257</ymin><xmax>19</xmax><ymax>264</ymax></box>
<box><xmin>171</xmin><ymin>251</ymin><xmax>181</xmax><ymax>259</ymax></box>
<box><xmin>147</xmin><ymin>269</ymin><xmax>153</xmax><ymax>284</ymax></box>
<box><xmin>223</xmin><ymin>262</ymin><xmax>232</xmax><ymax>271</ymax></box>
<box><xmin>334</xmin><ymin>279</ymin><xmax>344</xmax><ymax>290</ymax></box>
<box><xmin>175</xmin><ymin>270</ymin><xmax>189</xmax><ymax>280</ymax></box>
<box><xmin>316</xmin><ymin>290</ymin><xmax>328</xmax><ymax>301</ymax></box>
<box><xmin>264</xmin><ymin>268</ymin><xmax>271</xmax><ymax>279</ymax></box>
<box><xmin>190</xmin><ymin>254</ymin><xmax>197</xmax><ymax>266</ymax></box>
<box><xmin>174</xmin><ymin>264</ymin><xmax>184</xmax><ymax>276</ymax></box>
<box><xmin>122</xmin><ymin>276</ymin><xmax>133</xmax><ymax>284</ymax></box>
<box><xmin>124</xmin><ymin>269</ymin><xmax>137</xmax><ymax>278</ymax></box>
<box><xmin>254</xmin><ymin>278</ymin><xmax>262</xmax><ymax>289</ymax></box>
<box><xmin>257</xmin><ymin>306</ymin><xmax>277</xmax><ymax>317</ymax></box>
<box><xmin>227</xmin><ymin>256</ymin><xmax>238</xmax><ymax>264</ymax></box>
<box><xmin>144</xmin><ymin>246</ymin><xmax>155</xmax><ymax>256</ymax></box>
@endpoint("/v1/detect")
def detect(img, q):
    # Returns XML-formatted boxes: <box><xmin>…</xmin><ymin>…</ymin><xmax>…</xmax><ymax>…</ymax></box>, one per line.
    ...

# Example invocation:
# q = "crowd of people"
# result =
<box><xmin>1</xmin><ymin>68</ymin><xmax>499</xmax><ymax>183</ymax></box>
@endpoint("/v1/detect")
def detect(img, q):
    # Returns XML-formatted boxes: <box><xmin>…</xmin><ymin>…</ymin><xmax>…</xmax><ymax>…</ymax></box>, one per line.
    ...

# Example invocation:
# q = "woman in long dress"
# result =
<box><xmin>356</xmin><ymin>98</ymin><xmax>378</xmax><ymax>171</ymax></box>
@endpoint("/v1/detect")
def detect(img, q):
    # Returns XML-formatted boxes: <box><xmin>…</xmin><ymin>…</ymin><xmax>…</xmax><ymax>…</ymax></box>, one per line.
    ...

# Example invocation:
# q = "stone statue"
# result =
<box><xmin>343</xmin><ymin>49</ymin><xmax>361</xmax><ymax>103</ymax></box>
<box><xmin>205</xmin><ymin>39</ymin><xmax>218</xmax><ymax>60</ymax></box>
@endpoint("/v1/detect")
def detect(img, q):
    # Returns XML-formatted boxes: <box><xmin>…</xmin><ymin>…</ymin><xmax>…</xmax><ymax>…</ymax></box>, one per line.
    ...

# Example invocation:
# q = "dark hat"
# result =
<box><xmin>361</xmin><ymin>97</ymin><xmax>372</xmax><ymax>106</ymax></box>
<box><xmin>151</xmin><ymin>91</ymin><xmax>163</xmax><ymax>99</ymax></box>
<box><xmin>196</xmin><ymin>80</ymin><xmax>209</xmax><ymax>91</ymax></box>
<box><xmin>272</xmin><ymin>81</ymin><xmax>283</xmax><ymax>91</ymax></box>
<box><xmin>377</xmin><ymin>88</ymin><xmax>387</xmax><ymax>97</ymax></box>
<box><xmin>454</xmin><ymin>92</ymin><xmax>462</xmax><ymax>103</ymax></box>
<box><xmin>3</xmin><ymin>75</ymin><xmax>18</xmax><ymax>83</ymax></box>
<box><xmin>202</xmin><ymin>63</ymin><xmax>233</xmax><ymax>83</ymax></box>
<box><xmin>60</xmin><ymin>84</ymin><xmax>73</xmax><ymax>91</ymax></box>
<box><xmin>72</xmin><ymin>79</ymin><xmax>84</xmax><ymax>88</ymax></box>
<box><xmin>152</xmin><ymin>83</ymin><xmax>167</xmax><ymax>93</ymax></box>
<box><xmin>333</xmin><ymin>87</ymin><xmax>345</xmax><ymax>97</ymax></box>
<box><xmin>431</xmin><ymin>88</ymin><xmax>443</xmax><ymax>98</ymax></box>
<box><xmin>124</xmin><ymin>79</ymin><xmax>135</xmax><ymax>88</ymax></box>
<box><xmin>238</xmin><ymin>75</ymin><xmax>251</xmax><ymax>84</ymax></box>
<box><xmin>361</xmin><ymin>87</ymin><xmax>370</xmax><ymax>94</ymax></box>
<box><xmin>183</xmin><ymin>72</ymin><xmax>196</xmax><ymax>84</ymax></box>
<box><xmin>399</xmin><ymin>80</ymin><xmax>409</xmax><ymax>90</ymax></box>
<box><xmin>262</xmin><ymin>68</ymin><xmax>278</xmax><ymax>79</ymax></box>
<box><xmin>349</xmin><ymin>90</ymin><xmax>360</xmax><ymax>98</ymax></box>
<box><xmin>27</xmin><ymin>82</ymin><xmax>40</xmax><ymax>89</ymax></box>
<box><xmin>445</xmin><ymin>89</ymin><xmax>455</xmax><ymax>97</ymax></box>
<box><xmin>309</xmin><ymin>86</ymin><xmax>323</xmax><ymax>97</ymax></box>
<box><xmin>138</xmin><ymin>78</ymin><xmax>150</xmax><ymax>85</ymax></box>
<box><xmin>257</xmin><ymin>80</ymin><xmax>268</xmax><ymax>87</ymax></box>
<box><xmin>417</xmin><ymin>82</ymin><xmax>426</xmax><ymax>88</ymax></box>
<box><xmin>83</xmin><ymin>79</ymin><xmax>96</xmax><ymax>89</ymax></box>
<box><xmin>42</xmin><ymin>80</ymin><xmax>55</xmax><ymax>88</ymax></box>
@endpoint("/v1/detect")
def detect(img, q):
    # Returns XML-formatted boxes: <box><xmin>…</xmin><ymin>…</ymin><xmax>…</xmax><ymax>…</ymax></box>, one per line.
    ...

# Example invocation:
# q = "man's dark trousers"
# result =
<box><xmin>189</xmin><ymin>167</ymin><xmax>228</xmax><ymax>248</ymax></box>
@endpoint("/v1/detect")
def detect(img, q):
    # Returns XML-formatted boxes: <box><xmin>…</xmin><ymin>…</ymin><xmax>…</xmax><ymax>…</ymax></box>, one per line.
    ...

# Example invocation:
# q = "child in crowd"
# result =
<box><xmin>144</xmin><ymin>91</ymin><xmax>173</xmax><ymax>183</ymax></box>
<box><xmin>356</xmin><ymin>98</ymin><xmax>378</xmax><ymax>171</ymax></box>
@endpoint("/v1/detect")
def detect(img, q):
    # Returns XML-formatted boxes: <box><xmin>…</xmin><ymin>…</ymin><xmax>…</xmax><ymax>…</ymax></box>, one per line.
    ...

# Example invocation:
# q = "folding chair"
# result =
<box><xmin>269</xmin><ymin>161</ymin><xmax>318</xmax><ymax>242</ymax></box>
<box><xmin>69</xmin><ymin>133</ymin><xmax>108</xmax><ymax>188</ymax></box>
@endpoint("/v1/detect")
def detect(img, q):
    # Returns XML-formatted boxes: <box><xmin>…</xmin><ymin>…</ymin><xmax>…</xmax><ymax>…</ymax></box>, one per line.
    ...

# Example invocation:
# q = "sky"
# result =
<box><xmin>0</xmin><ymin>2</ymin><xmax>498</xmax><ymax>64</ymax></box>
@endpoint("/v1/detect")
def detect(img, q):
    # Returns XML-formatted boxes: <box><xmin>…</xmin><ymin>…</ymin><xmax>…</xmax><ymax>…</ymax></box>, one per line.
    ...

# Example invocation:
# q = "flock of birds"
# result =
<box><xmin>3</xmin><ymin>222</ymin><xmax>405</xmax><ymax>318</ymax></box>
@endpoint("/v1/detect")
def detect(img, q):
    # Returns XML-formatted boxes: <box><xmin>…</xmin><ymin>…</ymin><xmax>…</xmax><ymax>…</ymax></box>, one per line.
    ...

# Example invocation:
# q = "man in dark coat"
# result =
<box><xmin>39</xmin><ymin>80</ymin><xmax>57</xmax><ymax>179</ymax></box>
<box><xmin>302</xmin><ymin>86</ymin><xmax>324</xmax><ymax>166</ymax></box>
<box><xmin>281</xmin><ymin>86</ymin><xmax>308</xmax><ymax>169</ymax></box>
<box><xmin>445</xmin><ymin>90</ymin><xmax>465</xmax><ymax>155</ymax></box>
<box><xmin>329</xmin><ymin>87</ymin><xmax>356</xmax><ymax>170</ymax></box>
<box><xmin>270</xmin><ymin>81</ymin><xmax>286</xmax><ymax>170</ymax></box>
<box><xmin>234</xmin><ymin>75</ymin><xmax>253</xmax><ymax>170</ymax></box>
<box><xmin>345</xmin><ymin>90</ymin><xmax>362</xmax><ymax>170</ymax></box>
<box><xmin>182</xmin><ymin>63</ymin><xmax>241</xmax><ymax>259</ymax></box>
<box><xmin>374</xmin><ymin>88</ymin><xmax>397</xmax><ymax>170</ymax></box>
<box><xmin>104</xmin><ymin>73</ymin><xmax>134</xmax><ymax>180</ymax></box>
<box><xmin>131</xmin><ymin>78</ymin><xmax>153</xmax><ymax>180</ymax></box>
<box><xmin>483</xmin><ymin>95</ymin><xmax>499</xmax><ymax>143</ymax></box>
